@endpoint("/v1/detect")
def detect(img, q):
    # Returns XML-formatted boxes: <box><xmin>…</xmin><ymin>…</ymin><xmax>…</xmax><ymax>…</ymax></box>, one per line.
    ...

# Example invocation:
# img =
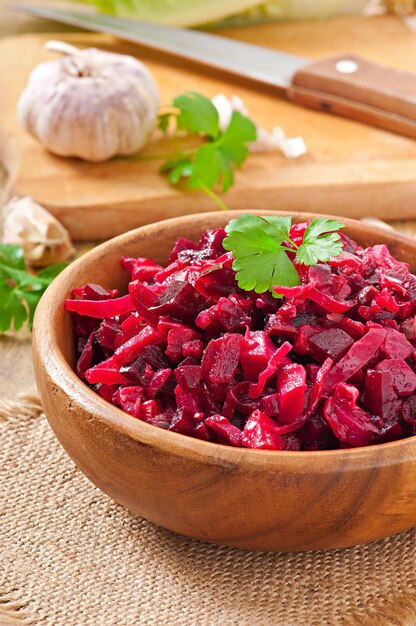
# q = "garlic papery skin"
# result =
<box><xmin>1</xmin><ymin>196</ymin><xmax>75</xmax><ymax>267</ymax></box>
<box><xmin>17</xmin><ymin>42</ymin><xmax>160</xmax><ymax>162</ymax></box>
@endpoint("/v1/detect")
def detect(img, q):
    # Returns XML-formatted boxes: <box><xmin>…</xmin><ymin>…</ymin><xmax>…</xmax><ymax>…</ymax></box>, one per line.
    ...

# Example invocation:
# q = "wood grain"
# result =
<box><xmin>2</xmin><ymin>16</ymin><xmax>416</xmax><ymax>240</ymax></box>
<box><xmin>32</xmin><ymin>211</ymin><xmax>416</xmax><ymax>552</ymax></box>
<box><xmin>289</xmin><ymin>53</ymin><xmax>416</xmax><ymax>138</ymax></box>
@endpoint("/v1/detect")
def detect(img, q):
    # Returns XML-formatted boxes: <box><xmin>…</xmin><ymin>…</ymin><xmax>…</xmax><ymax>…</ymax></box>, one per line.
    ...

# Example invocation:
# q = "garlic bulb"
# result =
<box><xmin>17</xmin><ymin>41</ymin><xmax>160</xmax><ymax>162</ymax></box>
<box><xmin>1</xmin><ymin>196</ymin><xmax>75</xmax><ymax>267</ymax></box>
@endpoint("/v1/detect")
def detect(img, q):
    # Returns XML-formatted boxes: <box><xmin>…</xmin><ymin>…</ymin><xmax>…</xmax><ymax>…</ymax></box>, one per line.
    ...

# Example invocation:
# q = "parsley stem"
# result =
<box><xmin>198</xmin><ymin>183</ymin><xmax>230</xmax><ymax>211</ymax></box>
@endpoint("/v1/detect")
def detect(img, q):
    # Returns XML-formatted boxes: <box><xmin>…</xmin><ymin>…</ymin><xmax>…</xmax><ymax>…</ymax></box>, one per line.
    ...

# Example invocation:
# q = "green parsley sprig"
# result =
<box><xmin>0</xmin><ymin>244</ymin><xmax>67</xmax><ymax>333</ymax></box>
<box><xmin>223</xmin><ymin>215</ymin><xmax>345</xmax><ymax>297</ymax></box>
<box><xmin>158</xmin><ymin>91</ymin><xmax>257</xmax><ymax>193</ymax></box>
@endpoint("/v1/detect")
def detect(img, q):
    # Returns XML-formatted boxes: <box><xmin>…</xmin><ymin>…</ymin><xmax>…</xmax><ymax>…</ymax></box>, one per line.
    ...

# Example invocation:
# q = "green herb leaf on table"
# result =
<box><xmin>223</xmin><ymin>215</ymin><xmax>345</xmax><ymax>297</ymax></box>
<box><xmin>157</xmin><ymin>112</ymin><xmax>171</xmax><ymax>134</ymax></box>
<box><xmin>0</xmin><ymin>244</ymin><xmax>67</xmax><ymax>333</ymax></box>
<box><xmin>158</xmin><ymin>92</ymin><xmax>256</xmax><ymax>194</ymax></box>
<box><xmin>161</xmin><ymin>157</ymin><xmax>194</xmax><ymax>185</ymax></box>
<box><xmin>173</xmin><ymin>91</ymin><xmax>220</xmax><ymax>138</ymax></box>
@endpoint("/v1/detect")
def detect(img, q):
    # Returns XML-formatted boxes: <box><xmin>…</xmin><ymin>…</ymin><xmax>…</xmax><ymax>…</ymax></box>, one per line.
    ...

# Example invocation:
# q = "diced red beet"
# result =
<box><xmin>338</xmin><ymin>317</ymin><xmax>365</xmax><ymax>339</ymax></box>
<box><xmin>401</xmin><ymin>395</ymin><xmax>416</xmax><ymax>435</ymax></box>
<box><xmin>380</xmin><ymin>328</ymin><xmax>414</xmax><ymax>360</ymax></box>
<box><xmin>205</xmin><ymin>415</ymin><xmax>242</xmax><ymax>447</ymax></box>
<box><xmin>97</xmin><ymin>383</ymin><xmax>119</xmax><ymax>403</ymax></box>
<box><xmin>375</xmin><ymin>289</ymin><xmax>399</xmax><ymax>313</ymax></box>
<box><xmin>259</xmin><ymin>393</ymin><xmax>280</xmax><ymax>418</ymax></box>
<box><xmin>113</xmin><ymin>385</ymin><xmax>143</xmax><ymax>417</ymax></box>
<box><xmin>182</xmin><ymin>340</ymin><xmax>204</xmax><ymax>360</ymax></box>
<box><xmin>147</xmin><ymin>369</ymin><xmax>172</xmax><ymax>398</ymax></box>
<box><xmin>153</xmin><ymin>258</ymin><xmax>189</xmax><ymax>284</ymax></box>
<box><xmin>175</xmin><ymin>384</ymin><xmax>201</xmax><ymax>414</ymax></box>
<box><xmin>308</xmin><ymin>328</ymin><xmax>354</xmax><ymax>363</ymax></box>
<box><xmin>147</xmin><ymin>281</ymin><xmax>206</xmax><ymax>323</ymax></box>
<box><xmin>69</xmin><ymin>223</ymin><xmax>416</xmax><ymax>451</ymax></box>
<box><xmin>121</xmin><ymin>257</ymin><xmax>164</xmax><ymax>282</ymax></box>
<box><xmin>372</xmin><ymin>420</ymin><xmax>403</xmax><ymax>444</ymax></box>
<box><xmin>305</xmin><ymin>358</ymin><xmax>333</xmax><ymax>419</ymax></box>
<box><xmin>282</xmin><ymin>433</ymin><xmax>302</xmax><ymax>450</ymax></box>
<box><xmin>241</xmin><ymin>410</ymin><xmax>285</xmax><ymax>450</ymax></box>
<box><xmin>175</xmin><ymin>365</ymin><xmax>202</xmax><ymax>390</ymax></box>
<box><xmin>240</xmin><ymin>330</ymin><xmax>278</xmax><ymax>382</ymax></box>
<box><xmin>71</xmin><ymin>283</ymin><xmax>118</xmax><ymax>300</ymax></box>
<box><xmin>277</xmin><ymin>363</ymin><xmax>307</xmax><ymax>424</ymax></box>
<box><xmin>364</xmin><ymin>370</ymin><xmax>399</xmax><ymax>421</ymax></box>
<box><xmin>323</xmin><ymin>328</ymin><xmax>386</xmax><ymax>393</ymax></box>
<box><xmin>165</xmin><ymin>327</ymin><xmax>201</xmax><ymax>363</ymax></box>
<box><xmin>357</xmin><ymin>286</ymin><xmax>379</xmax><ymax>306</ymax></box>
<box><xmin>376</xmin><ymin>359</ymin><xmax>416</xmax><ymax>396</ymax></box>
<box><xmin>292</xmin><ymin>324</ymin><xmax>319</xmax><ymax>355</ymax></box>
<box><xmin>168</xmin><ymin>408</ymin><xmax>195</xmax><ymax>436</ymax></box>
<box><xmin>222</xmin><ymin>382</ymin><xmax>251</xmax><ymax>419</ymax></box>
<box><xmin>77</xmin><ymin>329</ymin><xmax>98</xmax><ymax>378</ymax></box>
<box><xmin>265</xmin><ymin>305</ymin><xmax>297</xmax><ymax>339</ymax></box>
<box><xmin>120</xmin><ymin>358</ymin><xmax>153</xmax><ymax>386</ymax></box>
<box><xmin>324</xmin><ymin>384</ymin><xmax>380</xmax><ymax>447</ymax></box>
<box><xmin>140</xmin><ymin>399</ymin><xmax>161</xmax><ymax>423</ymax></box>
<box><xmin>299</xmin><ymin>414</ymin><xmax>337</xmax><ymax>448</ymax></box>
<box><xmin>114</xmin><ymin>314</ymin><xmax>143</xmax><ymax>349</ymax></box>
<box><xmin>401</xmin><ymin>317</ymin><xmax>416</xmax><ymax>341</ymax></box>
<box><xmin>273</xmin><ymin>284</ymin><xmax>353</xmax><ymax>314</ymax></box>
<box><xmin>194</xmin><ymin>256</ymin><xmax>238</xmax><ymax>301</ymax></box>
<box><xmin>249</xmin><ymin>341</ymin><xmax>292</xmax><ymax>399</ymax></box>
<box><xmin>168</xmin><ymin>237</ymin><xmax>199</xmax><ymax>263</ymax></box>
<box><xmin>128</xmin><ymin>280</ymin><xmax>159</xmax><ymax>324</ymax></box>
<box><xmin>98</xmin><ymin>319</ymin><xmax>121</xmax><ymax>354</ymax></box>
<box><xmin>201</xmin><ymin>333</ymin><xmax>243</xmax><ymax>385</ymax></box>
<box><xmin>86</xmin><ymin>367</ymin><xmax>129</xmax><ymax>386</ymax></box>
<box><xmin>193</xmin><ymin>421</ymin><xmax>211</xmax><ymax>441</ymax></box>
<box><xmin>195</xmin><ymin>295</ymin><xmax>250</xmax><ymax>334</ymax></box>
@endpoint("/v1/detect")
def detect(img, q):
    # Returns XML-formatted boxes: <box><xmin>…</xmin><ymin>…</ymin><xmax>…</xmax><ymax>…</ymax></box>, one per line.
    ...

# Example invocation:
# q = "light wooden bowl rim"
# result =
<box><xmin>34</xmin><ymin>210</ymin><xmax>416</xmax><ymax>471</ymax></box>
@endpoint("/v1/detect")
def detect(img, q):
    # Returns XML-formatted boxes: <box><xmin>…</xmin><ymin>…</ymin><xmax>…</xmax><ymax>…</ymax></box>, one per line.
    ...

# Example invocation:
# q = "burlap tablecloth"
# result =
<box><xmin>1</xmin><ymin>396</ymin><xmax>416</xmax><ymax>626</ymax></box>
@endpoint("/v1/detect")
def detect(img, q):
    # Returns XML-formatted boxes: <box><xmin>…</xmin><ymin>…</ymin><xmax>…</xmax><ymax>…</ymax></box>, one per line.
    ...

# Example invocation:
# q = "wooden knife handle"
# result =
<box><xmin>288</xmin><ymin>54</ymin><xmax>416</xmax><ymax>138</ymax></box>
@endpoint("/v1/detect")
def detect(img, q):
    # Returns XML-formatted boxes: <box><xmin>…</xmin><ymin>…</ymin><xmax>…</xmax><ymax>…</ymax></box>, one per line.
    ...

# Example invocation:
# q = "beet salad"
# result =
<box><xmin>65</xmin><ymin>215</ymin><xmax>416</xmax><ymax>451</ymax></box>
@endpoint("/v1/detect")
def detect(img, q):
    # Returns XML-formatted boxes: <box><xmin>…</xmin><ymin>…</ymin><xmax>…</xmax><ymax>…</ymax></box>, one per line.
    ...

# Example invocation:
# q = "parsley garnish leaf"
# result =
<box><xmin>223</xmin><ymin>215</ymin><xmax>345</xmax><ymax>297</ymax></box>
<box><xmin>223</xmin><ymin>215</ymin><xmax>300</xmax><ymax>297</ymax></box>
<box><xmin>296</xmin><ymin>218</ymin><xmax>345</xmax><ymax>265</ymax></box>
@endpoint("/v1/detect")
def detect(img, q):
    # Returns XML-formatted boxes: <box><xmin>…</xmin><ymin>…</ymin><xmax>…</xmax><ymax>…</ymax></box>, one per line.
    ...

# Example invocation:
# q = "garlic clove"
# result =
<box><xmin>1</xmin><ymin>196</ymin><xmax>75</xmax><ymax>267</ymax></box>
<box><xmin>17</xmin><ymin>42</ymin><xmax>160</xmax><ymax>162</ymax></box>
<box><xmin>211</xmin><ymin>93</ymin><xmax>308</xmax><ymax>159</ymax></box>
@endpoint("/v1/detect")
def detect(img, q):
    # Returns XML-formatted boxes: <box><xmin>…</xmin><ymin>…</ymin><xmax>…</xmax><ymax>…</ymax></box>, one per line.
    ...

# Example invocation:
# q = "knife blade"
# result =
<box><xmin>9</xmin><ymin>4</ymin><xmax>416</xmax><ymax>138</ymax></box>
<box><xmin>9</xmin><ymin>4</ymin><xmax>307</xmax><ymax>90</ymax></box>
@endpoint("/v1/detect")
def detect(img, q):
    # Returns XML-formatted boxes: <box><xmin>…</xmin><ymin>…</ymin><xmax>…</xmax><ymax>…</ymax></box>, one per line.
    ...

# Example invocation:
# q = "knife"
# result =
<box><xmin>9</xmin><ymin>4</ymin><xmax>416</xmax><ymax>138</ymax></box>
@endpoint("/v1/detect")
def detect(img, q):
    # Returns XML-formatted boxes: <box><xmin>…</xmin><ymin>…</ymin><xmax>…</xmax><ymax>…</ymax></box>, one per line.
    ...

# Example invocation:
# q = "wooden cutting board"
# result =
<box><xmin>2</xmin><ymin>15</ymin><xmax>416</xmax><ymax>241</ymax></box>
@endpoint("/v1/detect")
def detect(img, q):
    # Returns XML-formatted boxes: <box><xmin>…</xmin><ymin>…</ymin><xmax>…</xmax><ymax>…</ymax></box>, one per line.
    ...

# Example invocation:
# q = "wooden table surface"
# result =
<box><xmin>1</xmin><ymin>3</ymin><xmax>416</xmax><ymax>401</ymax></box>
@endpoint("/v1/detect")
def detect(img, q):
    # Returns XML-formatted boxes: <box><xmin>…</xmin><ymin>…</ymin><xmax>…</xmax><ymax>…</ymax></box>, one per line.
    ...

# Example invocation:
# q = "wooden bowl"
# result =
<box><xmin>33</xmin><ymin>211</ymin><xmax>416</xmax><ymax>552</ymax></box>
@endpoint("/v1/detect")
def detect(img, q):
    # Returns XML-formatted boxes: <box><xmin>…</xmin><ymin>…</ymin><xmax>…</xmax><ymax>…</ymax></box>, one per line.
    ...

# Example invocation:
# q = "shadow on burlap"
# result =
<box><xmin>1</xmin><ymin>397</ymin><xmax>416</xmax><ymax>626</ymax></box>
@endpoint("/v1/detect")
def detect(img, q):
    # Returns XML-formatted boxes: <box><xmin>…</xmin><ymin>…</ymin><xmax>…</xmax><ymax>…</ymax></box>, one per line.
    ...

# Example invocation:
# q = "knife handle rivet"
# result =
<box><xmin>335</xmin><ymin>60</ymin><xmax>359</xmax><ymax>74</ymax></box>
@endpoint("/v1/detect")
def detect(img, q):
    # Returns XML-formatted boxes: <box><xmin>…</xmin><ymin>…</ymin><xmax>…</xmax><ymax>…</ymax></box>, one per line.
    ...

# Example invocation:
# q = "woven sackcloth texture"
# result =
<box><xmin>2</xmin><ymin>397</ymin><xmax>416</xmax><ymax>626</ymax></box>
